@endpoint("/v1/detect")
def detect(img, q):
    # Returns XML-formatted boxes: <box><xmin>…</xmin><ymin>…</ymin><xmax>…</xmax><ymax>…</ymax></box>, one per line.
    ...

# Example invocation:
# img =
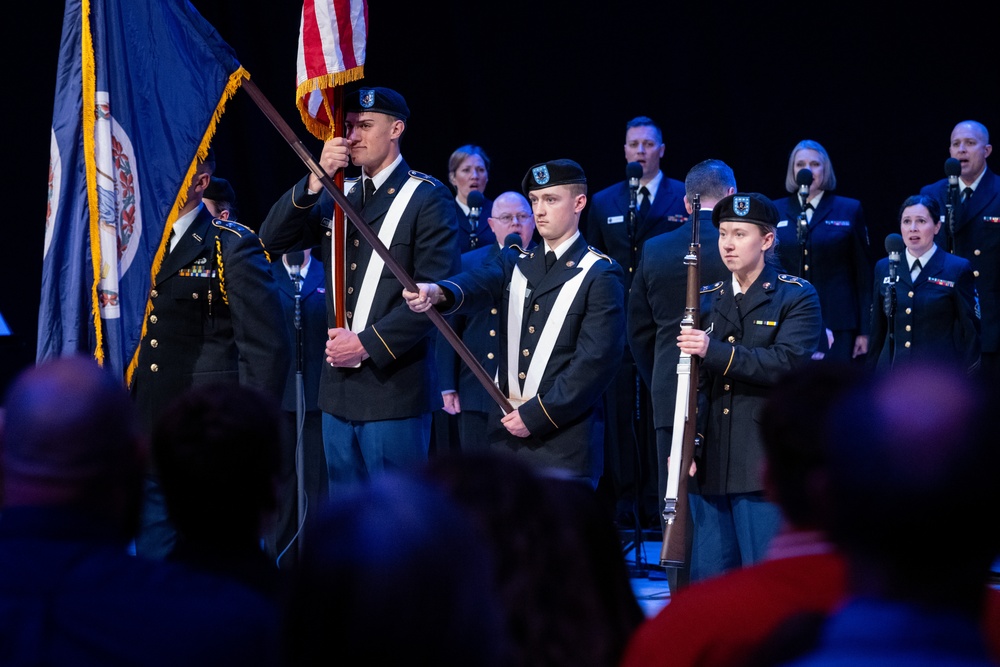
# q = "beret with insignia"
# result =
<box><xmin>712</xmin><ymin>192</ymin><xmax>779</xmax><ymax>229</ymax></box>
<box><xmin>345</xmin><ymin>86</ymin><xmax>410</xmax><ymax>121</ymax></box>
<box><xmin>521</xmin><ymin>159</ymin><xmax>587</xmax><ymax>195</ymax></box>
<box><xmin>204</xmin><ymin>177</ymin><xmax>236</xmax><ymax>205</ymax></box>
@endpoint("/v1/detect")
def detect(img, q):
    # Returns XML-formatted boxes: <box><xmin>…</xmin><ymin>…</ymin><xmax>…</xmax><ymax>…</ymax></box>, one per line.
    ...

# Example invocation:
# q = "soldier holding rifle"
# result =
<box><xmin>676</xmin><ymin>193</ymin><xmax>821</xmax><ymax>582</ymax></box>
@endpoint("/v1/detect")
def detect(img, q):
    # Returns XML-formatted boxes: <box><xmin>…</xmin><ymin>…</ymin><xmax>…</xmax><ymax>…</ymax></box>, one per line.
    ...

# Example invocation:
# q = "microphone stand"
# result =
<box><xmin>291</xmin><ymin>268</ymin><xmax>306</xmax><ymax>559</ymax></box>
<box><xmin>946</xmin><ymin>181</ymin><xmax>959</xmax><ymax>254</ymax></box>
<box><xmin>797</xmin><ymin>191</ymin><xmax>809</xmax><ymax>276</ymax></box>
<box><xmin>624</xmin><ymin>176</ymin><xmax>647</xmax><ymax>575</ymax></box>
<box><xmin>884</xmin><ymin>255</ymin><xmax>898</xmax><ymax>369</ymax></box>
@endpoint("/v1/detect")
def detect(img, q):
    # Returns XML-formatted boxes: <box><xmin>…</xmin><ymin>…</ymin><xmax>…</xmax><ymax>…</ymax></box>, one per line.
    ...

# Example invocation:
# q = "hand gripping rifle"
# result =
<box><xmin>660</xmin><ymin>194</ymin><xmax>701</xmax><ymax>568</ymax></box>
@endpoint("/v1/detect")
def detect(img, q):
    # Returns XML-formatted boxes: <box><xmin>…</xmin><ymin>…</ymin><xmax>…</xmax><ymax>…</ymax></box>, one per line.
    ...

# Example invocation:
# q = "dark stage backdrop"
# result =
<box><xmin>5</xmin><ymin>0</ymin><xmax>993</xmax><ymax>391</ymax></box>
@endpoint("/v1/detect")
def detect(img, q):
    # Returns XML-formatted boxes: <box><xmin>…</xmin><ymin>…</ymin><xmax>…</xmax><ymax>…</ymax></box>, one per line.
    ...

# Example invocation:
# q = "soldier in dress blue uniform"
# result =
<box><xmin>676</xmin><ymin>192</ymin><xmax>822</xmax><ymax>582</ymax></box>
<box><xmin>405</xmin><ymin>159</ymin><xmax>625</xmax><ymax>488</ymax></box>
<box><xmin>259</xmin><ymin>86</ymin><xmax>460</xmax><ymax>494</ymax></box>
<box><xmin>868</xmin><ymin>195</ymin><xmax>980</xmax><ymax>373</ymax></box>
<box><xmin>131</xmin><ymin>149</ymin><xmax>289</xmax><ymax>558</ymax></box>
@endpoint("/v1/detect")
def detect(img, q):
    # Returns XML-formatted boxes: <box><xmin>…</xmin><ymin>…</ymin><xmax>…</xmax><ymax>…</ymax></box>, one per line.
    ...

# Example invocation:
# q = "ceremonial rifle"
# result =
<box><xmin>242</xmin><ymin>79</ymin><xmax>514</xmax><ymax>414</ymax></box>
<box><xmin>660</xmin><ymin>194</ymin><xmax>701</xmax><ymax>568</ymax></box>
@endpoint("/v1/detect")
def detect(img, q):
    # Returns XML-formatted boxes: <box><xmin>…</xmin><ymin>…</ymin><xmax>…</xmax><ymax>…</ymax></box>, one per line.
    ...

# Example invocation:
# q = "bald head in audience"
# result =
<box><xmin>1</xmin><ymin>355</ymin><xmax>145</xmax><ymax>532</ymax></box>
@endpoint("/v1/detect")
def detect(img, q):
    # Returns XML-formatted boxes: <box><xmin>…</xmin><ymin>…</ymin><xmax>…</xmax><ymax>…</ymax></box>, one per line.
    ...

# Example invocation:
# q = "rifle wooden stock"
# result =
<box><xmin>241</xmin><ymin>79</ymin><xmax>514</xmax><ymax>415</ymax></box>
<box><xmin>660</xmin><ymin>194</ymin><xmax>701</xmax><ymax>568</ymax></box>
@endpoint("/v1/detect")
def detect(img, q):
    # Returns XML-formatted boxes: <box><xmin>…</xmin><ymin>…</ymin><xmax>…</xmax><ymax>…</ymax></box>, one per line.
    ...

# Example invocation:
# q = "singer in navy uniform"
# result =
<box><xmin>868</xmin><ymin>195</ymin><xmax>980</xmax><ymax>373</ymax></box>
<box><xmin>447</xmin><ymin>144</ymin><xmax>496</xmax><ymax>253</ymax></box>
<box><xmin>627</xmin><ymin>159</ymin><xmax>733</xmax><ymax>532</ymax></box>
<box><xmin>919</xmin><ymin>120</ymin><xmax>1000</xmax><ymax>376</ymax></box>
<box><xmin>268</xmin><ymin>249</ymin><xmax>329</xmax><ymax>562</ymax></box>
<box><xmin>435</xmin><ymin>191</ymin><xmax>537</xmax><ymax>453</ymax></box>
<box><xmin>584</xmin><ymin>116</ymin><xmax>687</xmax><ymax>525</ymax></box>
<box><xmin>259</xmin><ymin>87</ymin><xmax>460</xmax><ymax>492</ymax></box>
<box><xmin>677</xmin><ymin>193</ymin><xmax>822</xmax><ymax>582</ymax></box>
<box><xmin>773</xmin><ymin>140</ymin><xmax>873</xmax><ymax>362</ymax></box>
<box><xmin>405</xmin><ymin>159</ymin><xmax>625</xmax><ymax>487</ymax></box>
<box><xmin>131</xmin><ymin>150</ymin><xmax>289</xmax><ymax>558</ymax></box>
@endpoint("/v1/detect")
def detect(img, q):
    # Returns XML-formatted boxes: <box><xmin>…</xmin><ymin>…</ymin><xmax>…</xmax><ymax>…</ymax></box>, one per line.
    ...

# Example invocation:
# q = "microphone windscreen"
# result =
<box><xmin>795</xmin><ymin>168</ymin><xmax>814</xmax><ymax>187</ymax></box>
<box><xmin>285</xmin><ymin>251</ymin><xmax>305</xmax><ymax>266</ymax></box>
<box><xmin>884</xmin><ymin>233</ymin><xmax>906</xmax><ymax>255</ymax></box>
<box><xmin>626</xmin><ymin>162</ymin><xmax>643</xmax><ymax>180</ymax></box>
<box><xmin>467</xmin><ymin>190</ymin><xmax>485</xmax><ymax>209</ymax></box>
<box><xmin>944</xmin><ymin>157</ymin><xmax>962</xmax><ymax>177</ymax></box>
<box><xmin>504</xmin><ymin>233</ymin><xmax>522</xmax><ymax>249</ymax></box>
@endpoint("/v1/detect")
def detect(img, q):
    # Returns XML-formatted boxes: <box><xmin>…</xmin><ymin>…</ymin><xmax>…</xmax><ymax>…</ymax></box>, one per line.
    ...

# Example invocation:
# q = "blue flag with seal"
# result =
<box><xmin>40</xmin><ymin>0</ymin><xmax>248</xmax><ymax>383</ymax></box>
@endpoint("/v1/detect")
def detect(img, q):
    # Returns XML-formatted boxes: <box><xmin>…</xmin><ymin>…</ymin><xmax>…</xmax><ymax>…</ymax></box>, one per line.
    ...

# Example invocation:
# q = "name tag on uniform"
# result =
<box><xmin>825</xmin><ymin>220</ymin><xmax>850</xmax><ymax>227</ymax></box>
<box><xmin>752</xmin><ymin>319</ymin><xmax>777</xmax><ymax>326</ymax></box>
<box><xmin>607</xmin><ymin>215</ymin><xmax>624</xmax><ymax>225</ymax></box>
<box><xmin>928</xmin><ymin>278</ymin><xmax>955</xmax><ymax>288</ymax></box>
<box><xmin>882</xmin><ymin>276</ymin><xmax>893</xmax><ymax>284</ymax></box>
<box><xmin>777</xmin><ymin>219</ymin><xmax>789</xmax><ymax>228</ymax></box>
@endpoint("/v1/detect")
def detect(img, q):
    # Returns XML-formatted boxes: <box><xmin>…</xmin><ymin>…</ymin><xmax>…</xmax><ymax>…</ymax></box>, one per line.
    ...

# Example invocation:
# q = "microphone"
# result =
<box><xmin>795</xmin><ymin>168</ymin><xmax>813</xmax><ymax>206</ymax></box>
<box><xmin>626</xmin><ymin>161</ymin><xmax>642</xmax><ymax>190</ymax></box>
<box><xmin>945</xmin><ymin>157</ymin><xmax>962</xmax><ymax>186</ymax></box>
<box><xmin>467</xmin><ymin>189</ymin><xmax>484</xmax><ymax>221</ymax></box>
<box><xmin>504</xmin><ymin>233</ymin><xmax>523</xmax><ymax>250</ymax></box>
<box><xmin>885</xmin><ymin>233</ymin><xmax>905</xmax><ymax>282</ymax></box>
<box><xmin>286</xmin><ymin>251</ymin><xmax>305</xmax><ymax>292</ymax></box>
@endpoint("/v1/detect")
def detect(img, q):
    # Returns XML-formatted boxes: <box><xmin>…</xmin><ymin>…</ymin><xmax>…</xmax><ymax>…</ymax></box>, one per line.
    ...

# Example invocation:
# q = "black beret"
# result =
<box><xmin>712</xmin><ymin>192</ymin><xmax>779</xmax><ymax>228</ymax></box>
<box><xmin>521</xmin><ymin>159</ymin><xmax>587</xmax><ymax>195</ymax></box>
<box><xmin>344</xmin><ymin>86</ymin><xmax>410</xmax><ymax>121</ymax></box>
<box><xmin>204</xmin><ymin>177</ymin><xmax>236</xmax><ymax>204</ymax></box>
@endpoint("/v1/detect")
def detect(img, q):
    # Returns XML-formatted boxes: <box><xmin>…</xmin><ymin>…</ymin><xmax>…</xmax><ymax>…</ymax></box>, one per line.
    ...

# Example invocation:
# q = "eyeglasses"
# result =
<box><xmin>494</xmin><ymin>213</ymin><xmax>533</xmax><ymax>224</ymax></box>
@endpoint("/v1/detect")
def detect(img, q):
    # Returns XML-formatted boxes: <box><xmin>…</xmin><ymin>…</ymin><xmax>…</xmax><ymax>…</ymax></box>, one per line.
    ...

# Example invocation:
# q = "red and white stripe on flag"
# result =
<box><xmin>296</xmin><ymin>0</ymin><xmax>368</xmax><ymax>140</ymax></box>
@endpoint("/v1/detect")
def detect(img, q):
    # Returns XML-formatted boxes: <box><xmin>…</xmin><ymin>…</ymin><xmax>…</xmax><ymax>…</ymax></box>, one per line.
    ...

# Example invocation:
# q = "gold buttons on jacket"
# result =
<box><xmin>905</xmin><ymin>325</ymin><xmax>911</xmax><ymax>332</ymax></box>
<box><xmin>150</xmin><ymin>315</ymin><xmax>158</xmax><ymax>324</ymax></box>
<box><xmin>723</xmin><ymin>384</ymin><xmax>730</xmax><ymax>391</ymax></box>
<box><xmin>904</xmin><ymin>341</ymin><xmax>911</xmax><ymax>348</ymax></box>
<box><xmin>150</xmin><ymin>340</ymin><xmax>158</xmax><ymax>348</ymax></box>
<box><xmin>150</xmin><ymin>289</ymin><xmax>159</xmax><ymax>298</ymax></box>
<box><xmin>974</xmin><ymin>270</ymin><xmax>981</xmax><ymax>278</ymax></box>
<box><xmin>527</xmin><ymin>326</ymin><xmax>535</xmax><ymax>334</ymax></box>
<box><xmin>908</xmin><ymin>291</ymin><xmax>914</xmax><ymax>298</ymax></box>
<box><xmin>346</xmin><ymin>311</ymin><xmax>353</xmax><ymax>319</ymax></box>
<box><xmin>518</xmin><ymin>372</ymin><xmax>526</xmax><ymax>380</ymax></box>
<box><xmin>490</xmin><ymin>308</ymin><xmax>498</xmax><ymax>315</ymax></box>
<box><xmin>192</xmin><ymin>292</ymin><xmax>199</xmax><ymax>299</ymax></box>
<box><xmin>906</xmin><ymin>308</ymin><xmax>912</xmax><ymax>314</ymax></box>
<box><xmin>489</xmin><ymin>330</ymin><xmax>496</xmax><ymax>337</ymax></box>
<box><xmin>723</xmin><ymin>408</ymin><xmax>730</xmax><ymax>415</ymax></box>
<box><xmin>487</xmin><ymin>353</ymin><xmax>495</xmax><ymax>360</ymax></box>
<box><xmin>347</xmin><ymin>287</ymin><xmax>354</xmax><ymax>294</ymax></box>
<box><xmin>150</xmin><ymin>364</ymin><xmax>159</xmax><ymax>372</ymax></box>
<box><xmin>522</xmin><ymin>349</ymin><xmax>530</xmax><ymax>357</ymax></box>
<box><xmin>350</xmin><ymin>263</ymin><xmax>357</xmax><ymax>271</ymax></box>
<box><xmin>975</xmin><ymin>249</ymin><xmax>981</xmax><ymax>256</ymax></box>
<box><xmin>354</xmin><ymin>239</ymin><xmax>360</xmax><ymax>247</ymax></box>
<box><xmin>533</xmin><ymin>304</ymin><xmax>540</xmax><ymax>312</ymax></box>
<box><xmin>728</xmin><ymin>335</ymin><xmax>736</xmax><ymax>343</ymax></box>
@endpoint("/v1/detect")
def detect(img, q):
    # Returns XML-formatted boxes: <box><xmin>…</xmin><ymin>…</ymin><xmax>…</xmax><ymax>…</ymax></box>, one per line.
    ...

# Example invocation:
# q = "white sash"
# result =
<box><xmin>350</xmin><ymin>176</ymin><xmax>421</xmax><ymax>333</ymax></box>
<box><xmin>506</xmin><ymin>250</ymin><xmax>600</xmax><ymax>406</ymax></box>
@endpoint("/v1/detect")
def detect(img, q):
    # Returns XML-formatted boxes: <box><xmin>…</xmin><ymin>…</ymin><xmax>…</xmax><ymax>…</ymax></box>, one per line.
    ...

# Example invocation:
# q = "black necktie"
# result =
<box><xmin>735</xmin><ymin>292</ymin><xmax>744</xmax><ymax>315</ymax></box>
<box><xmin>638</xmin><ymin>186</ymin><xmax>651</xmax><ymax>219</ymax></box>
<box><xmin>545</xmin><ymin>250</ymin><xmax>556</xmax><ymax>272</ymax></box>
<box><xmin>912</xmin><ymin>259</ymin><xmax>922</xmax><ymax>279</ymax></box>
<box><xmin>166</xmin><ymin>228</ymin><xmax>176</xmax><ymax>255</ymax></box>
<box><xmin>962</xmin><ymin>187</ymin><xmax>973</xmax><ymax>203</ymax></box>
<box><xmin>363</xmin><ymin>178</ymin><xmax>376</xmax><ymax>207</ymax></box>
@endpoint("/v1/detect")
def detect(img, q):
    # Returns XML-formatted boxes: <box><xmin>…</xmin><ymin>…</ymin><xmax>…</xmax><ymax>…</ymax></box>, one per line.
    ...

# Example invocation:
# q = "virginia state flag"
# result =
<box><xmin>40</xmin><ymin>0</ymin><xmax>248</xmax><ymax>382</ymax></box>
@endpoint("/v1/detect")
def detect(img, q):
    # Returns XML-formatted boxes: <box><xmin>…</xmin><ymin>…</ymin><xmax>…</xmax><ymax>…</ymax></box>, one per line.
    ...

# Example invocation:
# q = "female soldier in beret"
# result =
<box><xmin>676</xmin><ymin>192</ymin><xmax>822</xmax><ymax>582</ymax></box>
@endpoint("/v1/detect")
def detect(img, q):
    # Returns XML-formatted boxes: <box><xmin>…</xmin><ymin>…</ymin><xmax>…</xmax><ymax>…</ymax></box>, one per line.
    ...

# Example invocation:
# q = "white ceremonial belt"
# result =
<box><xmin>350</xmin><ymin>176</ymin><xmax>421</xmax><ymax>334</ymax></box>
<box><xmin>506</xmin><ymin>251</ymin><xmax>599</xmax><ymax>402</ymax></box>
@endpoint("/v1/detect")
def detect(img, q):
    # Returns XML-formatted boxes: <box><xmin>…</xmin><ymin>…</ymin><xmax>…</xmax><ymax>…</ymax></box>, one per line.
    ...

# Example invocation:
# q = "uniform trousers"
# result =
<box><xmin>689</xmin><ymin>491</ymin><xmax>782</xmax><ymax>582</ymax></box>
<box><xmin>321</xmin><ymin>412</ymin><xmax>431</xmax><ymax>495</ymax></box>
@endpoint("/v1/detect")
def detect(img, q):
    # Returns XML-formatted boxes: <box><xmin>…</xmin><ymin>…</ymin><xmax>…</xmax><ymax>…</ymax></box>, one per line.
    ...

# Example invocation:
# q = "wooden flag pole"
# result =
<box><xmin>242</xmin><ymin>78</ymin><xmax>514</xmax><ymax>414</ymax></box>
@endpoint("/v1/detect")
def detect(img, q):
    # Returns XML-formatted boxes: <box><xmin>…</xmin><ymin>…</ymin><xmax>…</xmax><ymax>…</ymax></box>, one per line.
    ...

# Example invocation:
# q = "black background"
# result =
<box><xmin>3</xmin><ymin>0</ymin><xmax>994</xmax><ymax>391</ymax></box>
